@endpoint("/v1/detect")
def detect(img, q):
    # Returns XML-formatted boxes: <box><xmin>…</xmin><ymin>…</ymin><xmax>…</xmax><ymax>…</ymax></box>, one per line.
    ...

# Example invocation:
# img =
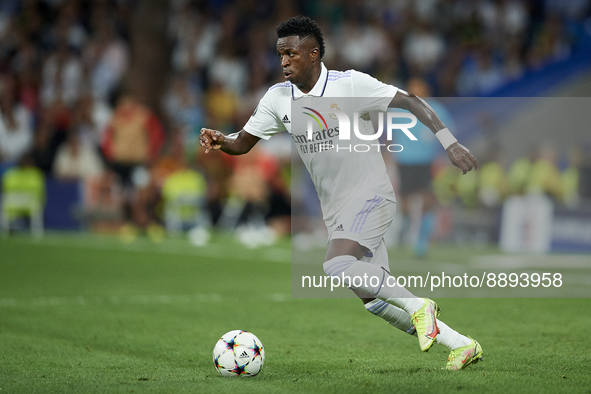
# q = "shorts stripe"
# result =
<box><xmin>349</xmin><ymin>196</ymin><xmax>375</xmax><ymax>234</ymax></box>
<box><xmin>351</xmin><ymin>196</ymin><xmax>378</xmax><ymax>234</ymax></box>
<box><xmin>356</xmin><ymin>197</ymin><xmax>383</xmax><ymax>234</ymax></box>
<box><xmin>352</xmin><ymin>196</ymin><xmax>382</xmax><ymax>234</ymax></box>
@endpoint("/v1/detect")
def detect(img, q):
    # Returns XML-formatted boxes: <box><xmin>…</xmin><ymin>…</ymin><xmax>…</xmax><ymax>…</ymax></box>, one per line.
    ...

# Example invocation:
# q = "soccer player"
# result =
<box><xmin>200</xmin><ymin>16</ymin><xmax>482</xmax><ymax>370</ymax></box>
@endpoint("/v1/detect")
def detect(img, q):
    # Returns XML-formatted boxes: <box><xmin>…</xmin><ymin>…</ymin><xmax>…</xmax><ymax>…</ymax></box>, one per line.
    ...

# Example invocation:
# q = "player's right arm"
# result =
<box><xmin>200</xmin><ymin>85</ymin><xmax>286</xmax><ymax>155</ymax></box>
<box><xmin>199</xmin><ymin>128</ymin><xmax>260</xmax><ymax>155</ymax></box>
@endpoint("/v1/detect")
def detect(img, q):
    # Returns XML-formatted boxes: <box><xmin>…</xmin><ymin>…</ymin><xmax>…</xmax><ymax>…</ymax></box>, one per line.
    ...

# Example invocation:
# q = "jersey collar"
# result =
<box><xmin>292</xmin><ymin>62</ymin><xmax>328</xmax><ymax>99</ymax></box>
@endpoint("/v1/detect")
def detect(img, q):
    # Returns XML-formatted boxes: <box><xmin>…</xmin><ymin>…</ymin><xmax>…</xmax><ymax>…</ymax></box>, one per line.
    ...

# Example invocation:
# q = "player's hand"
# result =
<box><xmin>199</xmin><ymin>128</ymin><xmax>224</xmax><ymax>153</ymax></box>
<box><xmin>446</xmin><ymin>142</ymin><xmax>479</xmax><ymax>174</ymax></box>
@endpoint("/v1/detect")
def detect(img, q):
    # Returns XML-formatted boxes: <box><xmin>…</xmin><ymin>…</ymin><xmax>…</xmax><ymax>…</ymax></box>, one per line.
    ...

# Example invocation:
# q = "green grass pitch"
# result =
<box><xmin>1</xmin><ymin>232</ymin><xmax>590</xmax><ymax>393</ymax></box>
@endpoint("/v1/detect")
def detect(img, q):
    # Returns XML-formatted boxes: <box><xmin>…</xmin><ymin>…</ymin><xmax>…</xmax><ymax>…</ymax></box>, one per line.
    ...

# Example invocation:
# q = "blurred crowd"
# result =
<box><xmin>432</xmin><ymin>142</ymin><xmax>589</xmax><ymax>210</ymax></box>
<box><xmin>1</xmin><ymin>0</ymin><xmax>590</xmax><ymax>240</ymax></box>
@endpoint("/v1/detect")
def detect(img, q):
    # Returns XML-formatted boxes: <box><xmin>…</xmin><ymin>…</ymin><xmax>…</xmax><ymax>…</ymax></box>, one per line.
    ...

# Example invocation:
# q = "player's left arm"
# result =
<box><xmin>389</xmin><ymin>90</ymin><xmax>479</xmax><ymax>174</ymax></box>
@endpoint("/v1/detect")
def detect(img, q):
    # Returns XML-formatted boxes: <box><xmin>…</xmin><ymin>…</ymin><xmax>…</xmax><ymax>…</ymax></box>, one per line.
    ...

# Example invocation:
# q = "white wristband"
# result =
<box><xmin>435</xmin><ymin>128</ymin><xmax>457</xmax><ymax>150</ymax></box>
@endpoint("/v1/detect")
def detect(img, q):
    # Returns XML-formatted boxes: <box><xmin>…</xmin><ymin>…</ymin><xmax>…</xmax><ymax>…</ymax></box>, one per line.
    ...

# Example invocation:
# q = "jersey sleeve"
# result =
<box><xmin>243</xmin><ymin>90</ymin><xmax>286</xmax><ymax>140</ymax></box>
<box><xmin>351</xmin><ymin>70</ymin><xmax>398</xmax><ymax>113</ymax></box>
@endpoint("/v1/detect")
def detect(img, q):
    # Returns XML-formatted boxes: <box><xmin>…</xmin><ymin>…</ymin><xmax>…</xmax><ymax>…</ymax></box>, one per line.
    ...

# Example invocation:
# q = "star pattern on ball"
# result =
<box><xmin>230</xmin><ymin>361</ymin><xmax>248</xmax><ymax>376</ymax></box>
<box><xmin>213</xmin><ymin>331</ymin><xmax>264</xmax><ymax>377</ymax></box>
<box><xmin>213</xmin><ymin>355</ymin><xmax>222</xmax><ymax>369</ymax></box>
<box><xmin>251</xmin><ymin>340</ymin><xmax>263</xmax><ymax>360</ymax></box>
<box><xmin>224</xmin><ymin>337</ymin><xmax>237</xmax><ymax>351</ymax></box>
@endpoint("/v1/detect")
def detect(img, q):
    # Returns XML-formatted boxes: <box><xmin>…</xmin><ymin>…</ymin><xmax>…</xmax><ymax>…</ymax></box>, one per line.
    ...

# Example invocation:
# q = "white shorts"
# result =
<box><xmin>327</xmin><ymin>195</ymin><xmax>395</xmax><ymax>254</ymax></box>
<box><xmin>362</xmin><ymin>238</ymin><xmax>391</xmax><ymax>273</ymax></box>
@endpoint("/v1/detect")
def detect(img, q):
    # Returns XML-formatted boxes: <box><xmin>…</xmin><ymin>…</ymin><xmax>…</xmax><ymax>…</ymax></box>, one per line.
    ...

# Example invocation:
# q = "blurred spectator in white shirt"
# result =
<box><xmin>84</xmin><ymin>20</ymin><xmax>128</xmax><ymax>101</ymax></box>
<box><xmin>209</xmin><ymin>42</ymin><xmax>248</xmax><ymax>96</ymax></box>
<box><xmin>53</xmin><ymin>131</ymin><xmax>104</xmax><ymax>181</ymax></box>
<box><xmin>340</xmin><ymin>17</ymin><xmax>390</xmax><ymax>71</ymax></box>
<box><xmin>171</xmin><ymin>8</ymin><xmax>221</xmax><ymax>72</ymax></box>
<box><xmin>501</xmin><ymin>0</ymin><xmax>528</xmax><ymax>38</ymax></box>
<box><xmin>0</xmin><ymin>78</ymin><xmax>34</xmax><ymax>164</ymax></box>
<box><xmin>41</xmin><ymin>42</ymin><xmax>83</xmax><ymax>107</ymax></box>
<box><xmin>403</xmin><ymin>22</ymin><xmax>446</xmax><ymax>74</ymax></box>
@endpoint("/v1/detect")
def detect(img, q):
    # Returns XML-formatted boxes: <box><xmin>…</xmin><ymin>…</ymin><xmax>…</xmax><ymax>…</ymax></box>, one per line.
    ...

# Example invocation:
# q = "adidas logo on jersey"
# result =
<box><xmin>282</xmin><ymin>114</ymin><xmax>290</xmax><ymax>123</ymax></box>
<box><xmin>335</xmin><ymin>224</ymin><xmax>344</xmax><ymax>231</ymax></box>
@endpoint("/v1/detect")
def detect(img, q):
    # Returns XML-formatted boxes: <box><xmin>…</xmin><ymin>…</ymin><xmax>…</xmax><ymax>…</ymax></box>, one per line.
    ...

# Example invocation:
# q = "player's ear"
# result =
<box><xmin>310</xmin><ymin>47</ymin><xmax>319</xmax><ymax>63</ymax></box>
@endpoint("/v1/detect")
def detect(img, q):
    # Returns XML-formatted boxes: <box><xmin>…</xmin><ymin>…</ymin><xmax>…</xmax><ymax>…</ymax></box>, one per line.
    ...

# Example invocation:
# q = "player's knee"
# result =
<box><xmin>323</xmin><ymin>255</ymin><xmax>357</xmax><ymax>277</ymax></box>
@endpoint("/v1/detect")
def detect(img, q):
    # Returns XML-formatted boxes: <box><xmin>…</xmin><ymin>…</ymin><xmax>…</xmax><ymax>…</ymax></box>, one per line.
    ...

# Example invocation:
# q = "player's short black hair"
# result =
<box><xmin>276</xmin><ymin>16</ymin><xmax>325</xmax><ymax>59</ymax></box>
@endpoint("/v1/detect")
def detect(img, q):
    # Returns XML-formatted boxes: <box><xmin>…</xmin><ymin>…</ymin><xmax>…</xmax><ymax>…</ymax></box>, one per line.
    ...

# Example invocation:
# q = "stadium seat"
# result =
<box><xmin>161</xmin><ymin>169</ymin><xmax>208</xmax><ymax>235</ymax></box>
<box><xmin>1</xmin><ymin>166</ymin><xmax>46</xmax><ymax>238</ymax></box>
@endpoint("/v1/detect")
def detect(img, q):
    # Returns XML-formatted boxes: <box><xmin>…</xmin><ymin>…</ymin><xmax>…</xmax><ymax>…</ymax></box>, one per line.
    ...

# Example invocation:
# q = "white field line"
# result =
<box><xmin>472</xmin><ymin>254</ymin><xmax>591</xmax><ymax>269</ymax></box>
<box><xmin>3</xmin><ymin>235</ymin><xmax>291</xmax><ymax>263</ymax></box>
<box><xmin>0</xmin><ymin>293</ymin><xmax>291</xmax><ymax>308</ymax></box>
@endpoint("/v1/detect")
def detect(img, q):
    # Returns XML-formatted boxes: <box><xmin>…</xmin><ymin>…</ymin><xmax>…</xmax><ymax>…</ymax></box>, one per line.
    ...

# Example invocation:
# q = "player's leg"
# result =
<box><xmin>324</xmin><ymin>245</ymin><xmax>446</xmax><ymax>351</ymax></box>
<box><xmin>323</xmin><ymin>237</ymin><xmax>414</xmax><ymax>331</ymax></box>
<box><xmin>324</xmin><ymin>239</ymin><xmax>419</xmax><ymax>305</ymax></box>
<box><xmin>358</xmin><ymin>240</ymin><xmax>476</xmax><ymax>354</ymax></box>
<box><xmin>364</xmin><ymin>296</ymin><xmax>478</xmax><ymax>355</ymax></box>
<box><xmin>357</xmin><ymin>240</ymin><xmax>416</xmax><ymax>334</ymax></box>
<box><xmin>324</xmin><ymin>238</ymin><xmax>481</xmax><ymax>362</ymax></box>
<box><xmin>323</xmin><ymin>200</ymin><xmax>482</xmax><ymax>364</ymax></box>
<box><xmin>364</xmin><ymin>298</ymin><xmax>417</xmax><ymax>334</ymax></box>
<box><xmin>325</xmin><ymin>197</ymin><xmax>485</xmax><ymax>354</ymax></box>
<box><xmin>323</xmin><ymin>199</ymin><xmax>436</xmax><ymax>351</ymax></box>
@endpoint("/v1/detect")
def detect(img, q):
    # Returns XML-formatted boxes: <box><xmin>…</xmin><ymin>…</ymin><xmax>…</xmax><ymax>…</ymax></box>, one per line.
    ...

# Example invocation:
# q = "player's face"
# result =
<box><xmin>276</xmin><ymin>35</ymin><xmax>317</xmax><ymax>89</ymax></box>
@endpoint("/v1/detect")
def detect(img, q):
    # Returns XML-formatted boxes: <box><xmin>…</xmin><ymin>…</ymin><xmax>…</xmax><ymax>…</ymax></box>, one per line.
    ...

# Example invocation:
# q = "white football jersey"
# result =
<box><xmin>243</xmin><ymin>63</ymin><xmax>398</xmax><ymax>226</ymax></box>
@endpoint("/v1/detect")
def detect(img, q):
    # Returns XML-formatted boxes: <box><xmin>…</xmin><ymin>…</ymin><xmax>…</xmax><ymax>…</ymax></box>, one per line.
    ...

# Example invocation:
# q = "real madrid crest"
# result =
<box><xmin>329</xmin><ymin>102</ymin><xmax>341</xmax><ymax>120</ymax></box>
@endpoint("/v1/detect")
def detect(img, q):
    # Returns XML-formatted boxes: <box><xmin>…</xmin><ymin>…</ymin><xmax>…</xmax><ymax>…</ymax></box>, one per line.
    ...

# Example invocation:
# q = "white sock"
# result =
<box><xmin>387</xmin><ymin>296</ymin><xmax>425</xmax><ymax>315</ymax></box>
<box><xmin>364</xmin><ymin>299</ymin><xmax>471</xmax><ymax>351</ymax></box>
<box><xmin>324</xmin><ymin>255</ymin><xmax>425</xmax><ymax>314</ymax></box>
<box><xmin>364</xmin><ymin>299</ymin><xmax>416</xmax><ymax>334</ymax></box>
<box><xmin>435</xmin><ymin>320</ymin><xmax>472</xmax><ymax>350</ymax></box>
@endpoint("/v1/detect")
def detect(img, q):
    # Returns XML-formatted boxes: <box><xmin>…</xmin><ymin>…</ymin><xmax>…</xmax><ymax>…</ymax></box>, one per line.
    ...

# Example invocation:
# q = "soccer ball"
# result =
<box><xmin>212</xmin><ymin>330</ymin><xmax>265</xmax><ymax>377</ymax></box>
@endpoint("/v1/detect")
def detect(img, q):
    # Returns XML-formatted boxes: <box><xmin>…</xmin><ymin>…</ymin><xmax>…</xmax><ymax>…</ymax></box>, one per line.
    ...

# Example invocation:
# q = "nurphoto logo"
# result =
<box><xmin>302</xmin><ymin>107</ymin><xmax>419</xmax><ymax>153</ymax></box>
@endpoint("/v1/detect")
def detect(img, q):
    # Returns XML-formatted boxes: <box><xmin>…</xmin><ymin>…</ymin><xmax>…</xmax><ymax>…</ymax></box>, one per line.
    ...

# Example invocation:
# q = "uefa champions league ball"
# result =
<box><xmin>212</xmin><ymin>330</ymin><xmax>265</xmax><ymax>377</ymax></box>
